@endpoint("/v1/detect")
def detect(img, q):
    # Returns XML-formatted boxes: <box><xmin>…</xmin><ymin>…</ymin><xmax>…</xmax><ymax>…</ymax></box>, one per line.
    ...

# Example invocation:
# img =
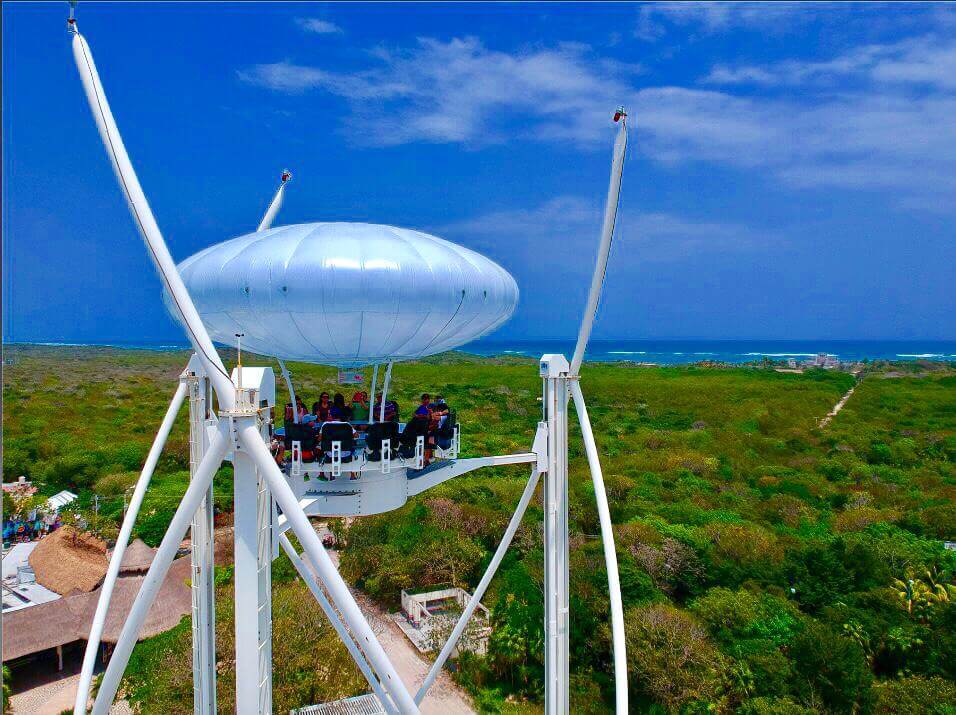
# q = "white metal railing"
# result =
<box><xmin>382</xmin><ymin>438</ymin><xmax>392</xmax><ymax>473</ymax></box>
<box><xmin>282</xmin><ymin>422</ymin><xmax>463</xmax><ymax>479</ymax></box>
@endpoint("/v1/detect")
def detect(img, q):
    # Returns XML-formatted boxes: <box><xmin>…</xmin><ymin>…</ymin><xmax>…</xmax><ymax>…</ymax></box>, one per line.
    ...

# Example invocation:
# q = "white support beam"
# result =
<box><xmin>277</xmin><ymin>357</ymin><xmax>300</xmax><ymax>424</ymax></box>
<box><xmin>236</xmin><ymin>422</ymin><xmax>421</xmax><ymax>714</ymax></box>
<box><xmin>278</xmin><ymin>534</ymin><xmax>398</xmax><ymax>714</ymax></box>
<box><xmin>233</xmin><ymin>413</ymin><xmax>272</xmax><ymax>715</ymax></box>
<box><xmin>368</xmin><ymin>364</ymin><xmax>379</xmax><ymax>424</ymax></box>
<box><xmin>378</xmin><ymin>362</ymin><xmax>393</xmax><ymax>423</ymax></box>
<box><xmin>74</xmin><ymin>380</ymin><xmax>188</xmax><ymax>715</ymax></box>
<box><xmin>92</xmin><ymin>424</ymin><xmax>231</xmax><ymax>714</ymax></box>
<box><xmin>541</xmin><ymin>354</ymin><xmax>570</xmax><ymax>715</ymax></box>
<box><xmin>406</xmin><ymin>453</ymin><xmax>537</xmax><ymax>496</ymax></box>
<box><xmin>187</xmin><ymin>361</ymin><xmax>217</xmax><ymax>715</ymax></box>
<box><xmin>416</xmin><ymin>468</ymin><xmax>541</xmax><ymax>704</ymax></box>
<box><xmin>570</xmin><ymin>381</ymin><xmax>627</xmax><ymax>713</ymax></box>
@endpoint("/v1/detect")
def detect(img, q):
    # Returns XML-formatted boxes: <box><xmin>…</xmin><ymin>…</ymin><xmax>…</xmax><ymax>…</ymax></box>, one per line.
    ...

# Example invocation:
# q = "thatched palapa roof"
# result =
<box><xmin>118</xmin><ymin>538</ymin><xmax>156</xmax><ymax>574</ymax></box>
<box><xmin>28</xmin><ymin>527</ymin><xmax>108</xmax><ymax>595</ymax></box>
<box><xmin>2</xmin><ymin>554</ymin><xmax>193</xmax><ymax>662</ymax></box>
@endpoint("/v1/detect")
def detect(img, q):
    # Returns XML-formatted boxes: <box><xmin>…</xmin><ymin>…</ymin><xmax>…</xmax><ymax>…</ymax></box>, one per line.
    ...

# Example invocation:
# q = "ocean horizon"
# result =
<box><xmin>6</xmin><ymin>339</ymin><xmax>956</xmax><ymax>365</ymax></box>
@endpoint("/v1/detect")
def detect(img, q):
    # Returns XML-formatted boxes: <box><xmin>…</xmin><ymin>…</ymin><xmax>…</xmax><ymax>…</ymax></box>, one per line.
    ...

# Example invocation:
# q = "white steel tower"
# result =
<box><xmin>67</xmin><ymin>9</ymin><xmax>629</xmax><ymax>715</ymax></box>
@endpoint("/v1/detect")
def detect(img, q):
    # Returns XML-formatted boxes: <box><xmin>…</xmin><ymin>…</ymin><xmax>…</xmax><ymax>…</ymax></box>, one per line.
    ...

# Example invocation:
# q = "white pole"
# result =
<box><xmin>416</xmin><ymin>469</ymin><xmax>541</xmax><ymax>704</ymax></box>
<box><xmin>73</xmin><ymin>381</ymin><xmax>188</xmax><ymax>715</ymax></box>
<box><xmin>378</xmin><ymin>362</ymin><xmax>393</xmax><ymax>423</ymax></box>
<box><xmin>541</xmin><ymin>355</ymin><xmax>570</xmax><ymax>715</ymax></box>
<box><xmin>570</xmin><ymin>114</ymin><xmax>628</xmax><ymax>377</ymax></box>
<box><xmin>368</xmin><ymin>364</ymin><xmax>379</xmax><ymax>424</ymax></box>
<box><xmin>233</xmin><ymin>417</ymin><xmax>269</xmax><ymax>714</ymax></box>
<box><xmin>278</xmin><ymin>534</ymin><xmax>397</xmax><ymax>714</ymax></box>
<box><xmin>69</xmin><ymin>26</ymin><xmax>234</xmax><ymax>406</ymax></box>
<box><xmin>235</xmin><ymin>423</ymin><xmax>420</xmax><ymax>714</ymax></box>
<box><xmin>187</xmin><ymin>365</ymin><xmax>216</xmax><ymax>715</ymax></box>
<box><xmin>92</xmin><ymin>424</ymin><xmax>230</xmax><ymax>714</ymax></box>
<box><xmin>569</xmin><ymin>381</ymin><xmax>627</xmax><ymax>713</ymax></box>
<box><xmin>277</xmin><ymin>358</ymin><xmax>300</xmax><ymax>424</ymax></box>
<box><xmin>257</xmin><ymin>170</ymin><xmax>291</xmax><ymax>232</ymax></box>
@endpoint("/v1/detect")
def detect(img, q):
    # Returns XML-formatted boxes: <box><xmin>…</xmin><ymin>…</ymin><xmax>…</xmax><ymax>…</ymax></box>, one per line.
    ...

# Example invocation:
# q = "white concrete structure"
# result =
<box><xmin>397</xmin><ymin>587</ymin><xmax>491</xmax><ymax>655</ymax></box>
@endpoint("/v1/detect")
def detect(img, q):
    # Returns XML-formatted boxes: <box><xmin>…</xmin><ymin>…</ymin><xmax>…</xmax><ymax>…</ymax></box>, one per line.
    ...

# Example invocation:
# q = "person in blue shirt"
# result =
<box><xmin>415</xmin><ymin>393</ymin><xmax>432</xmax><ymax>418</ymax></box>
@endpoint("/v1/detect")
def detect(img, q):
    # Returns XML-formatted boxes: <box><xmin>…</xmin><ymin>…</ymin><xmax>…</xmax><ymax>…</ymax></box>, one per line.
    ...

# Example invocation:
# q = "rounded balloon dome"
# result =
<box><xmin>171</xmin><ymin>222</ymin><xmax>519</xmax><ymax>367</ymax></box>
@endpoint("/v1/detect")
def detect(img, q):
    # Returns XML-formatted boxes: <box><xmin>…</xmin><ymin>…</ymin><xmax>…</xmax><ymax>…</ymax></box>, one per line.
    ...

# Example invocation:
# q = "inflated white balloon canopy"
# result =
<box><xmin>172</xmin><ymin>222</ymin><xmax>519</xmax><ymax>367</ymax></box>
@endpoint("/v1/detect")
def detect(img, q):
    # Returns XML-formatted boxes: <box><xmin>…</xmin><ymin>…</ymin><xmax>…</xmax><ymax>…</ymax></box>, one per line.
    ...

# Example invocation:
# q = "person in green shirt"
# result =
<box><xmin>350</xmin><ymin>390</ymin><xmax>370</xmax><ymax>422</ymax></box>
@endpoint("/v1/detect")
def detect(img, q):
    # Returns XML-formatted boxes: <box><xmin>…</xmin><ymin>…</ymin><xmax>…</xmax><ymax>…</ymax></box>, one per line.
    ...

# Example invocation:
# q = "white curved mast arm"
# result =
<box><xmin>570</xmin><ymin>382</ymin><xmax>627</xmax><ymax>713</ymax></box>
<box><xmin>570</xmin><ymin>113</ymin><xmax>628</xmax><ymax>376</ymax></box>
<box><xmin>257</xmin><ymin>170</ymin><xmax>291</xmax><ymax>232</ymax></box>
<box><xmin>69</xmin><ymin>24</ymin><xmax>234</xmax><ymax>406</ymax></box>
<box><xmin>567</xmin><ymin>110</ymin><xmax>630</xmax><ymax>714</ymax></box>
<box><xmin>73</xmin><ymin>381</ymin><xmax>187</xmax><ymax>715</ymax></box>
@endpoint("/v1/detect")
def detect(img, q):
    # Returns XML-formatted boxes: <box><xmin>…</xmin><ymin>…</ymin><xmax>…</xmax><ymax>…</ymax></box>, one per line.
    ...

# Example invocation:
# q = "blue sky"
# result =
<box><xmin>3</xmin><ymin>2</ymin><xmax>955</xmax><ymax>344</ymax></box>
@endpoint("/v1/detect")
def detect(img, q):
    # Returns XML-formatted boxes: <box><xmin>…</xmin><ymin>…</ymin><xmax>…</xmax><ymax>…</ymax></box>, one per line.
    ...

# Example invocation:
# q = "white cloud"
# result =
<box><xmin>703</xmin><ymin>36</ymin><xmax>956</xmax><ymax>89</ymax></box>
<box><xmin>239</xmin><ymin>38</ymin><xmax>634</xmax><ymax>146</ymax></box>
<box><xmin>438</xmin><ymin>196</ymin><xmax>773</xmax><ymax>268</ymax></box>
<box><xmin>238</xmin><ymin>25</ymin><xmax>956</xmax><ymax>211</ymax></box>
<box><xmin>295</xmin><ymin>18</ymin><xmax>343</xmax><ymax>35</ymax></box>
<box><xmin>635</xmin><ymin>2</ymin><xmax>830</xmax><ymax>41</ymax></box>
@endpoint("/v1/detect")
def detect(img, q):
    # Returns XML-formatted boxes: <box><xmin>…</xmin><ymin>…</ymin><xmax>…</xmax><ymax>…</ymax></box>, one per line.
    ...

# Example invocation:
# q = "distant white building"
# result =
<box><xmin>44</xmin><ymin>490</ymin><xmax>78</xmax><ymax>513</ymax></box>
<box><xmin>807</xmin><ymin>353</ymin><xmax>841</xmax><ymax>369</ymax></box>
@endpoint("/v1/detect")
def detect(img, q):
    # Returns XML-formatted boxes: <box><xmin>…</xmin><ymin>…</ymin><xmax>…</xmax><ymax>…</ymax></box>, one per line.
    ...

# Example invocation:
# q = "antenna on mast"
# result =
<box><xmin>67</xmin><ymin>1</ymin><xmax>78</xmax><ymax>32</ymax></box>
<box><xmin>257</xmin><ymin>169</ymin><xmax>293</xmax><ymax>232</ymax></box>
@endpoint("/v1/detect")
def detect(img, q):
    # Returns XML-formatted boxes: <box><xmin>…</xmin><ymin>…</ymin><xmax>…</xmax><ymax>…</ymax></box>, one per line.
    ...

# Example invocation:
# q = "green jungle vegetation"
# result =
<box><xmin>3</xmin><ymin>345</ymin><xmax>955</xmax><ymax>714</ymax></box>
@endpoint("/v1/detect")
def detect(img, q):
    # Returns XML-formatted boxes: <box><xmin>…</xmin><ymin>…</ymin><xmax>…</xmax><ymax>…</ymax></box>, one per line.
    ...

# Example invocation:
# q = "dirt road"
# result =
<box><xmin>324</xmin><ymin>545</ymin><xmax>475</xmax><ymax>714</ymax></box>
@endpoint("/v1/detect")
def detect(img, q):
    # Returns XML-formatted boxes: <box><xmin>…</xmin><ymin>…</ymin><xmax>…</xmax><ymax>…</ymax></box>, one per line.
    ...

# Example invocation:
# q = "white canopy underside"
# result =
<box><xmin>171</xmin><ymin>222</ymin><xmax>519</xmax><ymax>367</ymax></box>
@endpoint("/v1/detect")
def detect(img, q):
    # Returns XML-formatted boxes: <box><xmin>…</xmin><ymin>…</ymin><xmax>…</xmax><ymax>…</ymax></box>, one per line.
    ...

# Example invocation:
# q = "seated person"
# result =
<box><xmin>365</xmin><ymin>420</ymin><xmax>400</xmax><ymax>461</ymax></box>
<box><xmin>433</xmin><ymin>410</ymin><xmax>457</xmax><ymax>452</ymax></box>
<box><xmin>319</xmin><ymin>414</ymin><xmax>359</xmax><ymax>477</ymax></box>
<box><xmin>350</xmin><ymin>390</ymin><xmax>370</xmax><ymax>423</ymax></box>
<box><xmin>330</xmin><ymin>393</ymin><xmax>353</xmax><ymax>421</ymax></box>
<box><xmin>270</xmin><ymin>434</ymin><xmax>285</xmax><ymax>467</ymax></box>
<box><xmin>415</xmin><ymin>393</ymin><xmax>432</xmax><ymax>418</ymax></box>
<box><xmin>431</xmin><ymin>394</ymin><xmax>450</xmax><ymax>421</ymax></box>
<box><xmin>373</xmin><ymin>394</ymin><xmax>400</xmax><ymax>422</ymax></box>
<box><xmin>312</xmin><ymin>393</ymin><xmax>332</xmax><ymax>422</ymax></box>
<box><xmin>399</xmin><ymin>412</ymin><xmax>434</xmax><ymax>464</ymax></box>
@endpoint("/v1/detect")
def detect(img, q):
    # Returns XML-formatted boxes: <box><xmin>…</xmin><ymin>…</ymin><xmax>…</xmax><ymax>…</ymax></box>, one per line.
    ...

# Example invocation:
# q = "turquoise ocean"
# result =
<box><xmin>14</xmin><ymin>339</ymin><xmax>956</xmax><ymax>365</ymax></box>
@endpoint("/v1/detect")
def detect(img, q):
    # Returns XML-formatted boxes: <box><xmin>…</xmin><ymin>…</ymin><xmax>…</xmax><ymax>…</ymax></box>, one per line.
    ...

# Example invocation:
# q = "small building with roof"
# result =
<box><xmin>2</xmin><ymin>528</ymin><xmax>192</xmax><ymax>679</ymax></box>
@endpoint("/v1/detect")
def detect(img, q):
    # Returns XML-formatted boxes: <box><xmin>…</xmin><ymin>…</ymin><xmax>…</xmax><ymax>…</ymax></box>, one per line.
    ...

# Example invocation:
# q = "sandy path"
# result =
<box><xmin>819</xmin><ymin>381</ymin><xmax>859</xmax><ymax>428</ymax></box>
<box><xmin>323</xmin><ymin>544</ymin><xmax>475</xmax><ymax>714</ymax></box>
<box><xmin>7</xmin><ymin>672</ymin><xmax>130</xmax><ymax>715</ymax></box>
